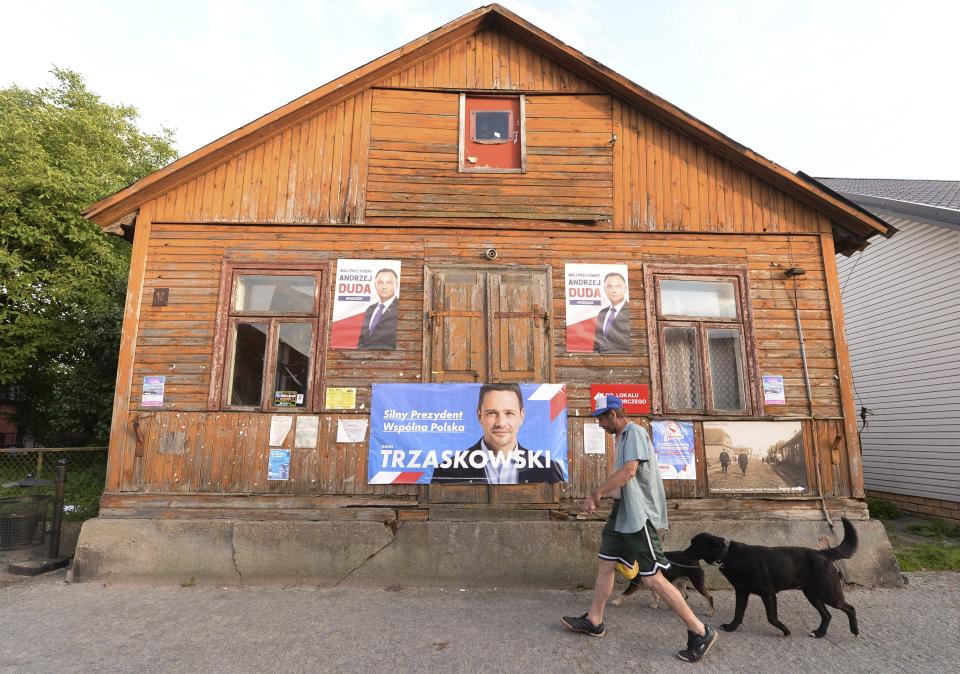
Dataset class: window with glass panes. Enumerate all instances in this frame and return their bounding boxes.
[645,267,757,415]
[210,265,327,411]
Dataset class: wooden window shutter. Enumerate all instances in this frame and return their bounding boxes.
[427,270,487,383]
[488,271,551,383]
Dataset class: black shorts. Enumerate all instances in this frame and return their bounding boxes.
[598,501,670,576]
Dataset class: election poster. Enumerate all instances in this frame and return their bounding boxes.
[704,421,807,494]
[564,263,631,353]
[330,259,401,350]
[368,383,568,485]
[652,420,696,480]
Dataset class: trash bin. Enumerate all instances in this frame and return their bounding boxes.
[0,495,49,549]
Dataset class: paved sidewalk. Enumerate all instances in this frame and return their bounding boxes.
[1,571,957,673]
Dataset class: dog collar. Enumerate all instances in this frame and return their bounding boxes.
[714,538,731,568]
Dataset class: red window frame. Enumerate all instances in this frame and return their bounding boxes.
[459,94,525,173]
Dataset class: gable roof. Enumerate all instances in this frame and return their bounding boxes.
[83,4,894,248]
[818,178,960,211]
[818,178,960,233]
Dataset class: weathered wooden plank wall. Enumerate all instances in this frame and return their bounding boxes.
[105,27,862,502]
[122,411,846,499]
[144,29,830,236]
[135,226,839,412]
[119,223,846,497]
[612,101,828,234]
[152,90,372,225]
[367,90,614,222]
[374,28,602,92]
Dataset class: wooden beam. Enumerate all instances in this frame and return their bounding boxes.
[104,202,153,491]
[819,231,864,498]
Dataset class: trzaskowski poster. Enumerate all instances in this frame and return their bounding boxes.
[368,383,568,485]
[330,259,401,350]
[564,263,631,353]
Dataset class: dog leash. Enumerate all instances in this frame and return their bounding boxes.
[666,560,704,569]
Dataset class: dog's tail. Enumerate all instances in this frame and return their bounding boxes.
[821,517,858,561]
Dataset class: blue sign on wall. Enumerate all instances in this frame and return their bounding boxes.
[368,383,568,485]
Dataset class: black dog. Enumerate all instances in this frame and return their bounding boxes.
[611,551,715,615]
[683,517,858,638]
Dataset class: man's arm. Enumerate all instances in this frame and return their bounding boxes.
[583,459,640,512]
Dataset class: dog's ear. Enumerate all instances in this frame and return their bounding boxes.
[722,537,730,548]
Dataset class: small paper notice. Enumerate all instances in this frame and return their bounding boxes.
[141,376,165,407]
[325,387,357,410]
[268,449,290,481]
[337,418,368,443]
[584,421,607,454]
[295,416,319,448]
[763,375,786,405]
[269,415,294,446]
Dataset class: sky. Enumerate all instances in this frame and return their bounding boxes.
[3,0,957,180]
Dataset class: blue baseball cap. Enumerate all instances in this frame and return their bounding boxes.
[591,394,624,417]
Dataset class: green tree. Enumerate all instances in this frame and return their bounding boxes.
[0,68,177,445]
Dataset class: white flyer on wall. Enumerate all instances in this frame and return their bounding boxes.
[269,415,294,446]
[295,416,319,448]
[583,421,607,454]
[337,418,368,443]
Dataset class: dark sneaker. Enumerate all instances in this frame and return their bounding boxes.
[677,625,717,662]
[561,613,606,637]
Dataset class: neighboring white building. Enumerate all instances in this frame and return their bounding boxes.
[820,179,960,522]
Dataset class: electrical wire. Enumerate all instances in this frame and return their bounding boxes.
[840,249,864,298]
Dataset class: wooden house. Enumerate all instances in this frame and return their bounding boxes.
[824,178,959,524]
[77,6,898,582]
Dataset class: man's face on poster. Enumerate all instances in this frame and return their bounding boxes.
[374,271,397,302]
[603,274,626,306]
[478,390,525,454]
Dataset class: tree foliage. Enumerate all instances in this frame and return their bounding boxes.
[0,68,177,445]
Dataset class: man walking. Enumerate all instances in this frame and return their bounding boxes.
[719,449,730,475]
[561,395,717,663]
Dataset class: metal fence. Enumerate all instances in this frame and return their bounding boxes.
[0,447,108,521]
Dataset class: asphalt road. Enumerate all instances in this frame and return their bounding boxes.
[1,571,957,673]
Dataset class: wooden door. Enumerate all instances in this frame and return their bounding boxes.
[424,266,556,506]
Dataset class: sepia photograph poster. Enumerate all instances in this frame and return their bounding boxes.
[704,421,807,494]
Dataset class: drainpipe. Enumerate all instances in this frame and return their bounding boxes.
[786,266,835,531]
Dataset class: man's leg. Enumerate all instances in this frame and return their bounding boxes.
[587,559,617,626]
[641,570,705,635]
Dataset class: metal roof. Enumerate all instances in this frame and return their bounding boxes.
[817,178,960,211]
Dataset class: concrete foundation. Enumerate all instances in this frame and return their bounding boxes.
[72,516,903,588]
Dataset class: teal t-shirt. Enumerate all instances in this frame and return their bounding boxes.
[614,422,668,533]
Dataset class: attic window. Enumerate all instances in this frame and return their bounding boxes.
[460,94,525,172]
[471,111,512,143]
